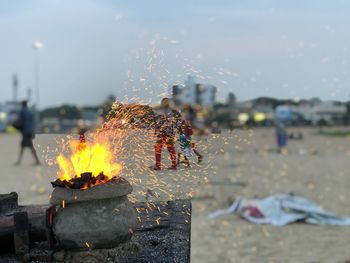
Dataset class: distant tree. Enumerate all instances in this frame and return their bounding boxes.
[252,97,279,108]
[40,105,81,120]
[213,102,227,110]
[310,97,322,106]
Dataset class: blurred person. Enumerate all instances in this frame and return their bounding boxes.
[77,127,88,151]
[178,134,193,167]
[154,97,172,115]
[175,112,204,166]
[14,101,40,165]
[187,105,196,125]
[160,97,171,112]
[275,121,288,154]
[152,113,177,170]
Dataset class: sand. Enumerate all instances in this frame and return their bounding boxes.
[1,128,350,262]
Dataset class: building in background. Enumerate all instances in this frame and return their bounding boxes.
[290,101,347,125]
[311,102,346,125]
[172,76,217,108]
[171,76,217,132]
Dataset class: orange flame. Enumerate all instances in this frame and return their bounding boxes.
[56,138,122,182]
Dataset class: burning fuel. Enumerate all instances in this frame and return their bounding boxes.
[51,171,116,189]
[53,138,122,189]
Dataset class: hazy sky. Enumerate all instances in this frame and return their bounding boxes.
[1,0,350,108]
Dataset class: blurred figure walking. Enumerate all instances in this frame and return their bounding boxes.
[176,115,203,166]
[152,113,177,170]
[14,101,40,165]
[275,121,288,154]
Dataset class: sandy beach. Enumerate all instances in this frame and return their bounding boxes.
[1,128,350,262]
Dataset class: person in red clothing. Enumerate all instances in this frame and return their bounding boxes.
[152,113,178,170]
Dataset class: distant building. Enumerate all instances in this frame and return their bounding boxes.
[289,103,314,123]
[312,101,347,124]
[289,101,347,125]
[172,76,217,108]
[227,92,236,109]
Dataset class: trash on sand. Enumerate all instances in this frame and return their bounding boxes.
[208,193,350,226]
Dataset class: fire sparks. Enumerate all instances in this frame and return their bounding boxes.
[48,96,212,198]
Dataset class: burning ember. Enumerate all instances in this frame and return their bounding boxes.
[52,137,122,190]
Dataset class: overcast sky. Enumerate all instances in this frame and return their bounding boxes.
[1,0,350,108]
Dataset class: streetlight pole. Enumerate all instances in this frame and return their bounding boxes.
[32,41,43,130]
